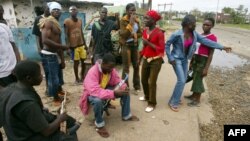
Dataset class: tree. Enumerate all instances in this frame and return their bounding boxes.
[190,8,202,20]
[235,5,247,24]
[190,8,201,17]
[202,12,216,19]
[222,7,235,14]
[222,5,248,24]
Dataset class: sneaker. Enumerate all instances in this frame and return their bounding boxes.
[145,106,154,113]
[139,96,146,101]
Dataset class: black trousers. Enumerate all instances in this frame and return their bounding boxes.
[28,113,78,141]
[0,74,16,87]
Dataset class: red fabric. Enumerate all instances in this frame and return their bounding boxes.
[146,10,162,22]
[198,34,217,56]
[140,27,165,57]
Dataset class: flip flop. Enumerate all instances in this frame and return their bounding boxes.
[95,127,110,138]
[168,104,179,112]
[122,115,139,121]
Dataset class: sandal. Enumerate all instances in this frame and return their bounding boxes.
[122,115,139,121]
[95,127,110,138]
[168,104,179,112]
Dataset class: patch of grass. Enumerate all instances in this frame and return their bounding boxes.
[221,24,250,30]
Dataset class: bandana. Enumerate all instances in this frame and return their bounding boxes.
[47,2,61,13]
[146,10,161,22]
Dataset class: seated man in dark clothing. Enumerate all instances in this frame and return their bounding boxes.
[0,60,79,141]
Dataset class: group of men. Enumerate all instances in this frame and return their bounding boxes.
[0,1,140,140]
[32,2,122,105]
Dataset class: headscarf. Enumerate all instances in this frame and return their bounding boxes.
[47,2,61,13]
[146,10,162,22]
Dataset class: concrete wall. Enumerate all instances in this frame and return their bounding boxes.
[60,3,102,24]
[12,0,40,28]
[0,0,104,60]
[1,0,17,28]
[1,0,103,28]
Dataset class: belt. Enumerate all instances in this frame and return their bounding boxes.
[41,50,56,55]
[143,56,161,63]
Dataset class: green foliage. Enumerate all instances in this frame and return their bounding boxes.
[203,12,216,19]
[222,5,248,24]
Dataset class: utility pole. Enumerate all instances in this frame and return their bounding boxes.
[142,0,144,9]
[158,3,173,22]
[215,0,220,24]
[148,0,152,10]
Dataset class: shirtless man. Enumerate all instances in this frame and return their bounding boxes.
[64,6,87,84]
[40,2,69,105]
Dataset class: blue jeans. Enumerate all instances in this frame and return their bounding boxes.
[88,94,131,128]
[41,54,60,98]
[168,58,188,106]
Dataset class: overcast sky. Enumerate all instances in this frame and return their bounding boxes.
[87,0,250,13]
